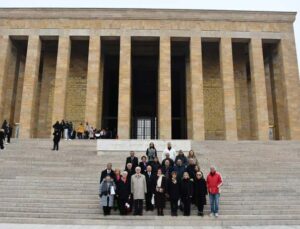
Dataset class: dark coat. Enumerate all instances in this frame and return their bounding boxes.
[167,178,181,200]
[175,155,188,166]
[154,176,167,208]
[173,165,186,180]
[125,168,135,184]
[125,156,139,170]
[162,158,174,167]
[162,166,174,180]
[53,130,61,142]
[116,179,131,200]
[194,178,207,206]
[100,169,116,183]
[0,131,4,141]
[181,179,194,200]
[139,161,148,174]
[145,172,156,194]
[186,165,196,181]
[149,161,161,174]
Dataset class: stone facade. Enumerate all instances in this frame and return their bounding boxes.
[0,8,299,140]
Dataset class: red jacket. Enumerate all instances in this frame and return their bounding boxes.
[206,172,223,194]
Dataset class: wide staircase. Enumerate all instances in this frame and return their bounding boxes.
[0,139,299,226]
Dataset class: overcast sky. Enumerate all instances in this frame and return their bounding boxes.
[1,0,300,68]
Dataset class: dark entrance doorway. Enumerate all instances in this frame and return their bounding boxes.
[171,39,188,139]
[131,38,159,139]
[101,38,120,132]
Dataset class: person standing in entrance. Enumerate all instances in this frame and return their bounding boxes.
[131,166,147,216]
[206,166,223,217]
[162,142,176,161]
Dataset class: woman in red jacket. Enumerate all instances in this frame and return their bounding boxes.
[206,166,223,217]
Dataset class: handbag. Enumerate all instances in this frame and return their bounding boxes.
[151,194,155,205]
[110,185,115,195]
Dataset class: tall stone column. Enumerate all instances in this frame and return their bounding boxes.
[19,36,41,138]
[188,37,205,140]
[159,36,172,139]
[85,36,102,129]
[220,37,238,140]
[51,36,71,128]
[0,36,11,122]
[278,38,300,140]
[249,38,269,140]
[117,36,131,139]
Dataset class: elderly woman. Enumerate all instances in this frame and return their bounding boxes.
[194,171,207,216]
[99,175,116,216]
[116,171,131,215]
[146,142,157,164]
[187,150,199,166]
[154,168,167,216]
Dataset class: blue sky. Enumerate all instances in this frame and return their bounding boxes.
[0,0,299,69]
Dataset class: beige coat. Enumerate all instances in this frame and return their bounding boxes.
[131,173,147,200]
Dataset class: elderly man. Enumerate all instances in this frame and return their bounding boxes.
[162,142,176,161]
[206,166,223,217]
[125,151,139,170]
[131,166,147,215]
[100,163,116,183]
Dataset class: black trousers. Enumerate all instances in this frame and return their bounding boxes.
[118,198,127,215]
[7,134,11,143]
[197,204,204,213]
[53,141,59,150]
[145,192,153,210]
[133,199,143,215]
[0,140,4,149]
[103,206,111,215]
[182,198,191,216]
[170,198,179,215]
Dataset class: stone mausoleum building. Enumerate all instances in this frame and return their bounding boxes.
[0,8,299,141]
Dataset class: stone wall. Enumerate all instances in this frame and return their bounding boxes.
[65,41,88,130]
[202,42,225,140]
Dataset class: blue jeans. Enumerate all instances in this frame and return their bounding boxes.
[209,193,220,214]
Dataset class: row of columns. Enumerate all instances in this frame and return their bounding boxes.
[0,35,299,140]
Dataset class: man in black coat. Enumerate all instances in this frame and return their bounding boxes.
[52,128,61,151]
[100,163,116,183]
[125,151,139,170]
[145,165,156,211]
[0,129,5,150]
[6,123,13,144]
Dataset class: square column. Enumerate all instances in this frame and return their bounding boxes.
[117,36,131,139]
[188,37,205,140]
[0,36,11,122]
[159,36,172,139]
[51,36,71,126]
[85,36,102,128]
[278,38,300,140]
[19,36,41,138]
[220,37,238,140]
[249,38,269,140]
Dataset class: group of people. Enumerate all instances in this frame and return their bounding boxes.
[0,120,13,150]
[52,120,117,150]
[99,142,223,217]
